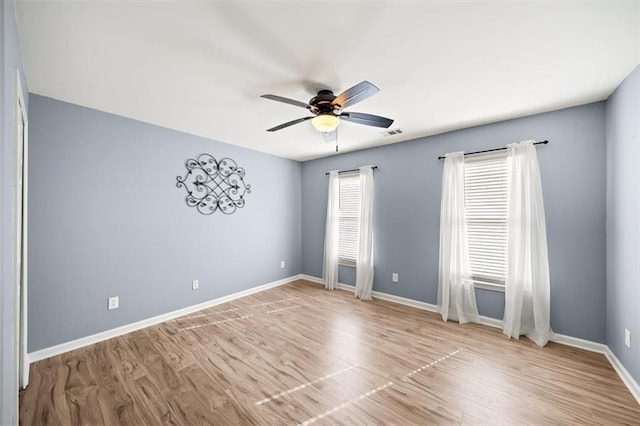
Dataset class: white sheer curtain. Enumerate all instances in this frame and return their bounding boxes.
[438,152,480,324]
[503,141,551,346]
[322,171,339,290]
[355,166,375,300]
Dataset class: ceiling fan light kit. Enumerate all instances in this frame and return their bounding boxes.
[311,114,340,132]
[261,81,394,142]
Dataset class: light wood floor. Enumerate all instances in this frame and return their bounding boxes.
[20,280,640,425]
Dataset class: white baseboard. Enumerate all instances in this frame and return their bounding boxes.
[479,315,503,329]
[550,333,607,354]
[29,273,639,406]
[299,274,639,404]
[303,274,502,327]
[344,282,442,313]
[28,274,301,363]
[300,274,441,313]
[605,347,640,404]
[300,274,324,285]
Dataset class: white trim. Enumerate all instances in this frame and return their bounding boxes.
[29,273,640,406]
[300,274,640,404]
[300,274,324,285]
[20,74,29,390]
[14,69,29,391]
[339,282,440,312]
[303,274,503,326]
[550,332,607,354]
[342,282,504,330]
[604,347,640,404]
[479,315,503,329]
[28,275,301,362]
[302,275,440,313]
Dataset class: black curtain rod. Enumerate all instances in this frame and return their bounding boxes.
[325,166,378,175]
[437,140,549,160]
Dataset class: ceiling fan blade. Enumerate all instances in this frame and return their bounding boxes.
[322,129,337,143]
[266,116,313,132]
[261,94,310,109]
[340,112,394,128]
[332,81,379,109]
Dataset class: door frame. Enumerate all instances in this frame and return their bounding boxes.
[13,68,29,391]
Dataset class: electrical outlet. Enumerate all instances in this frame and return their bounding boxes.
[280,260,286,268]
[392,273,399,283]
[625,329,631,348]
[192,280,199,290]
[108,296,119,310]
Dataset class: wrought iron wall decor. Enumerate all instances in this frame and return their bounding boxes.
[176,154,252,215]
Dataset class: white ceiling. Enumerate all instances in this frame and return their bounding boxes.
[16,1,640,161]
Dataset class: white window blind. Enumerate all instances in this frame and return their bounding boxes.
[338,173,360,266]
[464,152,508,288]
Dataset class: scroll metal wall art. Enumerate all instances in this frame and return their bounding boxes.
[176,154,252,215]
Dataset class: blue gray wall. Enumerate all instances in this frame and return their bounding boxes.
[301,103,607,343]
[27,95,301,352]
[1,0,29,423]
[606,64,640,384]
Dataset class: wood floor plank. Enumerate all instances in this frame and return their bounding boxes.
[124,332,185,391]
[145,325,196,373]
[128,375,182,425]
[178,363,256,424]
[20,280,640,425]
[125,331,215,425]
[59,350,104,425]
[85,342,146,425]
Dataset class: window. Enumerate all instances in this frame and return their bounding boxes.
[338,173,360,266]
[464,152,508,291]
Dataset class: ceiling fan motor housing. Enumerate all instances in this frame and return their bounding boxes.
[309,90,340,115]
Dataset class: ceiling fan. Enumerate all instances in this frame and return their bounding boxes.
[260,81,394,144]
